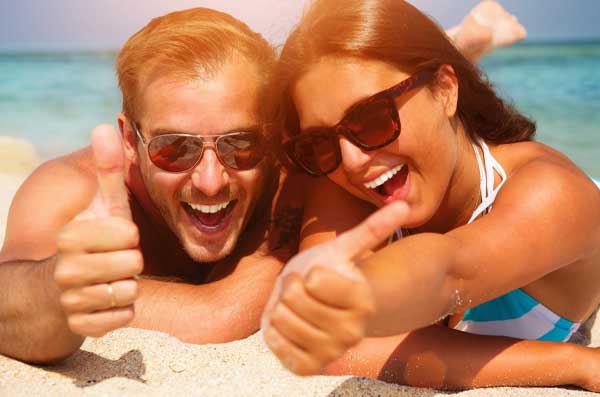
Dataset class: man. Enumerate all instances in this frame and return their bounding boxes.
[0,4,526,364]
[0,8,295,363]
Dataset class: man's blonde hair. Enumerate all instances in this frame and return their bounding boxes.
[116,7,276,123]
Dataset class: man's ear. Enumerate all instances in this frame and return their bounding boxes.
[118,112,139,164]
[432,64,459,118]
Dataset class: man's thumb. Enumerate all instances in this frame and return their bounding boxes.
[91,124,132,220]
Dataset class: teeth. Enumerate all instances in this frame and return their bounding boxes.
[364,164,404,190]
[188,201,231,214]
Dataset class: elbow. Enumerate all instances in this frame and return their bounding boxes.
[2,329,85,365]
[2,342,82,365]
[22,351,76,366]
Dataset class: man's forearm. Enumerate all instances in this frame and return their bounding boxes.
[131,279,264,343]
[0,257,84,363]
[131,255,282,344]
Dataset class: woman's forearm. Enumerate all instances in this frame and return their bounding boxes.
[325,325,596,391]
[360,233,463,336]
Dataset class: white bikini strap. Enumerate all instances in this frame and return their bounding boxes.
[389,228,403,243]
[468,141,507,224]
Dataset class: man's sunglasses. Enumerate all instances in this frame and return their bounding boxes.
[283,71,434,177]
[132,123,266,172]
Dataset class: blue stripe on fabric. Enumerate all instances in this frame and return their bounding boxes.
[538,317,575,342]
[461,289,539,322]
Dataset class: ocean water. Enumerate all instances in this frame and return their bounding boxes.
[0,52,120,159]
[1,42,599,176]
[481,41,600,178]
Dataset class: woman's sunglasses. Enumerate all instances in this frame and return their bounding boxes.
[132,123,266,173]
[283,71,434,177]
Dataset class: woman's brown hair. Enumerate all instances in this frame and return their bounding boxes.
[269,0,535,158]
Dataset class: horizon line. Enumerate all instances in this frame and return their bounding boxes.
[1,37,600,55]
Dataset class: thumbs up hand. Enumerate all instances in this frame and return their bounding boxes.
[261,201,410,375]
[53,125,143,337]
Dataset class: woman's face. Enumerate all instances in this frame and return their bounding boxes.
[292,57,460,228]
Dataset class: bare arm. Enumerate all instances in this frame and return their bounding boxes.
[0,256,85,363]
[325,325,599,391]
[0,126,143,363]
[0,159,94,363]
[299,162,600,337]
[131,251,283,344]
[361,161,600,336]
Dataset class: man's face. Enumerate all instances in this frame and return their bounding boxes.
[133,61,268,262]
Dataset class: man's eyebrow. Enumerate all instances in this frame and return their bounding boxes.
[148,124,262,137]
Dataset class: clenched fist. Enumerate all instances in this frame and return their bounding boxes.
[54,125,143,337]
[262,201,409,375]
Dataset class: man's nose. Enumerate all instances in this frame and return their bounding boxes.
[191,148,229,197]
[338,136,372,175]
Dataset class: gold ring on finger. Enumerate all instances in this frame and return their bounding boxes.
[107,283,117,308]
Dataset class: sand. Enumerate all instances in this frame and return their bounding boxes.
[1,327,598,397]
[0,137,598,396]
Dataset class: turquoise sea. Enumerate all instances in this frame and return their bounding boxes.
[1,42,599,177]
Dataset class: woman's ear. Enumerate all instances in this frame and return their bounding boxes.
[432,64,459,118]
[118,112,140,165]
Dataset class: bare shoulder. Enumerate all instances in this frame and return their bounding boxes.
[496,140,598,198]
[18,146,97,209]
[494,140,590,175]
[0,147,98,261]
[493,141,600,240]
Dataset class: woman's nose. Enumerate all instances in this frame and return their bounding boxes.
[338,136,372,175]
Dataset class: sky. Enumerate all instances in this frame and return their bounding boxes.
[0,0,599,51]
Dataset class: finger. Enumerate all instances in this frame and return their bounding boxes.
[304,266,374,312]
[67,305,135,338]
[269,301,342,363]
[280,273,367,346]
[92,124,132,220]
[263,323,323,376]
[278,273,345,329]
[334,201,409,260]
[54,249,143,288]
[56,217,139,253]
[60,279,138,313]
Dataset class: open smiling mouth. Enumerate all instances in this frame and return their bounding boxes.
[182,200,238,234]
[363,164,409,200]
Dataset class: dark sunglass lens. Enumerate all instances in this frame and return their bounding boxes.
[148,135,203,172]
[217,133,264,170]
[292,133,339,175]
[343,98,399,148]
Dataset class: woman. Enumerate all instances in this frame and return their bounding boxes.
[262,0,600,390]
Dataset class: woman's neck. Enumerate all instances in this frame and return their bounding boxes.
[415,125,484,234]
